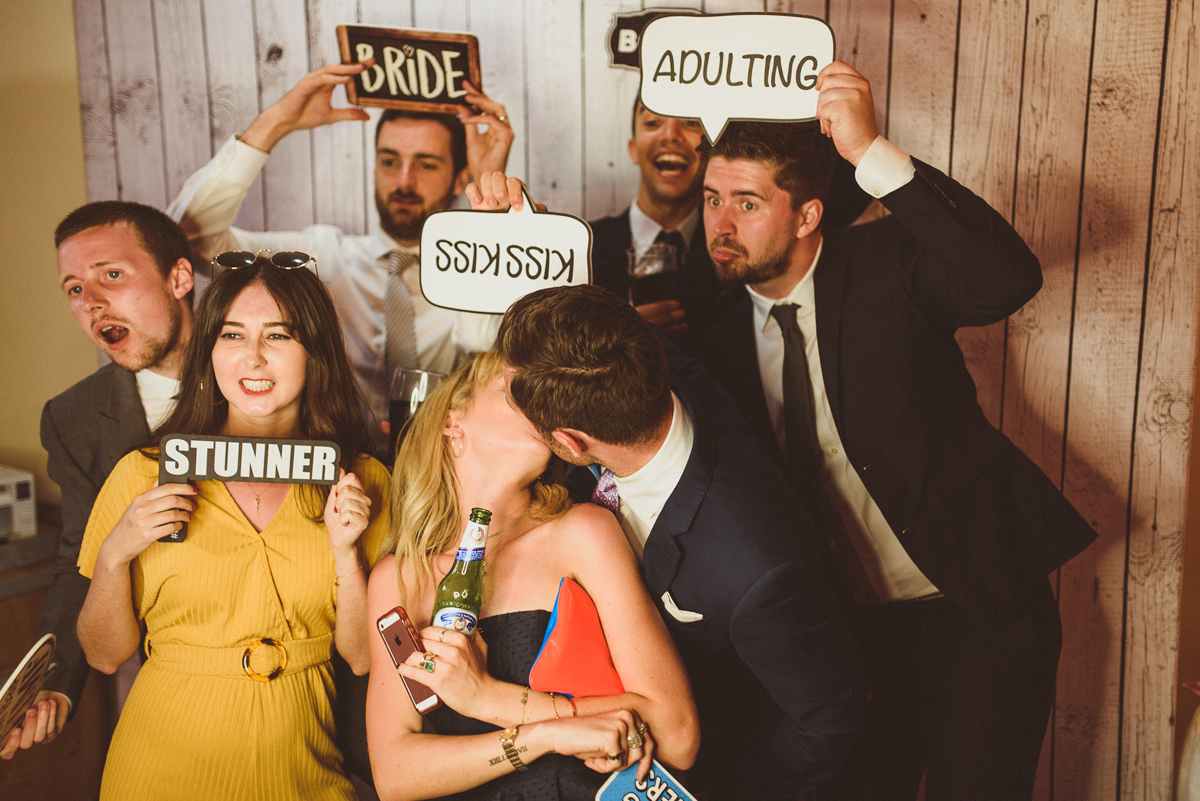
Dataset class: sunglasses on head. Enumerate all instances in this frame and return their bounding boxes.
[212,249,318,279]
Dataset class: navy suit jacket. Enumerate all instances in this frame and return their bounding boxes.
[695,160,1096,621]
[39,362,150,711]
[641,336,864,799]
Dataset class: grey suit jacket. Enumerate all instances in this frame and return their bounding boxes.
[39,362,149,712]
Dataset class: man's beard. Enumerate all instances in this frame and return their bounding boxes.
[708,234,790,286]
[107,295,183,373]
[375,187,456,243]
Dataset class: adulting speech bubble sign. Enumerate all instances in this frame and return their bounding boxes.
[639,13,835,142]
[419,189,592,315]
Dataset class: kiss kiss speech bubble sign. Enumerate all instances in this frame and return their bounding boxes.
[639,13,836,142]
[419,189,592,315]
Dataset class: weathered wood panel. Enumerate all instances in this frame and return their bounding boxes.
[1121,0,1197,791]
[949,0,1026,430]
[202,0,265,230]
[104,0,168,206]
[73,0,118,201]
[826,0,891,133]
[887,0,958,172]
[306,0,367,235]
[253,0,314,231]
[153,0,211,202]
[468,0,529,186]
[524,1,585,215]
[358,0,413,237]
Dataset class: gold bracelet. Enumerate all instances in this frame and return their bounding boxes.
[548,691,561,719]
[519,686,530,726]
[499,726,528,771]
[334,564,363,587]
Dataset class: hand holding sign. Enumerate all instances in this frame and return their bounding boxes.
[421,174,591,315]
[639,13,835,142]
[816,61,881,166]
[95,480,197,567]
[325,469,372,555]
[458,81,515,180]
[241,62,372,153]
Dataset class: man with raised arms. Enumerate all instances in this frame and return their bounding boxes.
[169,61,515,453]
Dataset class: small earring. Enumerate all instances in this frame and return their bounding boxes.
[451,432,464,458]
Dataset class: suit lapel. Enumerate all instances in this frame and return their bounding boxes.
[102,365,152,445]
[641,388,711,597]
[814,231,850,430]
[707,293,782,466]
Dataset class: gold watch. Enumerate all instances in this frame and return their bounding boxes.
[499,726,528,771]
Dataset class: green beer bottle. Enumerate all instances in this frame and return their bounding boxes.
[430,508,492,637]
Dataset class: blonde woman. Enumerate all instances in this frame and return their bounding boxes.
[366,351,698,800]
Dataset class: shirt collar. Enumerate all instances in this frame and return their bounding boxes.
[628,200,701,255]
[747,238,823,333]
[370,228,418,260]
[612,393,694,518]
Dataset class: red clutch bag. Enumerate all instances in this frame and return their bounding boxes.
[528,577,625,698]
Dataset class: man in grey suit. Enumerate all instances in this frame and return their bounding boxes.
[2,201,194,758]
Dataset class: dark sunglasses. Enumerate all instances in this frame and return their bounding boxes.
[212,249,318,280]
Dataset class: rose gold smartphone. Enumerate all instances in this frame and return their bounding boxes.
[377,606,441,714]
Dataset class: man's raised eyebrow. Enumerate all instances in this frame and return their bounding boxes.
[702,184,766,199]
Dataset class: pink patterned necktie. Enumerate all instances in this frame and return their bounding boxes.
[591,468,620,515]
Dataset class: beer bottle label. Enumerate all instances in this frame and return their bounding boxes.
[431,607,479,636]
[454,522,488,561]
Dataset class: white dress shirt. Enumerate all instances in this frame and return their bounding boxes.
[135,369,181,431]
[744,136,937,603]
[608,393,694,561]
[628,199,700,260]
[168,135,501,434]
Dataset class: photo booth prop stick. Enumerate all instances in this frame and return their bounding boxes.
[337,25,482,113]
[419,187,592,315]
[607,8,701,71]
[0,634,57,740]
[595,759,698,801]
[639,13,835,142]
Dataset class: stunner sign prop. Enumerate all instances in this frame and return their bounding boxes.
[337,25,482,113]
[639,13,835,141]
[419,188,592,315]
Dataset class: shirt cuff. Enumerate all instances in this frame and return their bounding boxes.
[224,135,271,186]
[854,136,916,199]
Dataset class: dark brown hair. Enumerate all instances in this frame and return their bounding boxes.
[700,120,837,210]
[55,200,195,302]
[376,109,468,177]
[144,262,370,516]
[495,285,672,446]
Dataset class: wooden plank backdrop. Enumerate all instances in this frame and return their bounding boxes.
[68,0,1200,796]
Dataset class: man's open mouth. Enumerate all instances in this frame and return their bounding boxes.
[653,153,691,175]
[97,324,129,345]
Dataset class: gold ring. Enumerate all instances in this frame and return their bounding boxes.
[498,114,508,123]
[242,637,288,682]
[438,629,446,643]
[627,730,644,750]
[638,722,648,734]
[424,650,435,662]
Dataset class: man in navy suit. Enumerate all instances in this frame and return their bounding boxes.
[691,62,1096,799]
[494,283,865,800]
[588,99,728,344]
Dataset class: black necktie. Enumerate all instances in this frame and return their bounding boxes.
[769,303,824,514]
[654,229,686,269]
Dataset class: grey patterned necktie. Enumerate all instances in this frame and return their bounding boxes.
[384,250,419,380]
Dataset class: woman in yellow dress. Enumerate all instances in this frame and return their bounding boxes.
[76,255,389,800]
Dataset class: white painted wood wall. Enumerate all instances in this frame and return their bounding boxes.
[70,0,1200,797]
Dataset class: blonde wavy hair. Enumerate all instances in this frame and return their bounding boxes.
[386,351,572,606]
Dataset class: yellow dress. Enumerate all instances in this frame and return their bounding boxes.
[78,450,391,801]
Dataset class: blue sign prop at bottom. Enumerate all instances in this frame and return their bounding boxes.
[595,760,697,801]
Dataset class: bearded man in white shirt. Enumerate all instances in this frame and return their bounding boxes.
[169,62,515,453]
